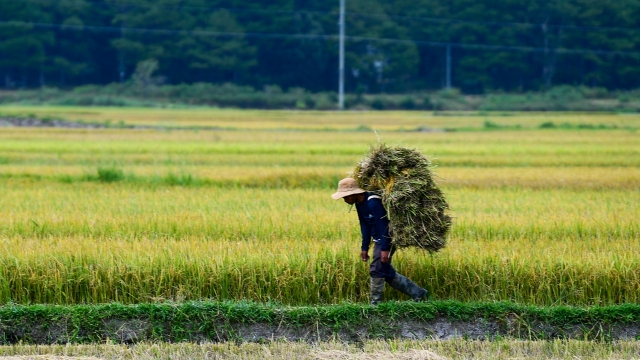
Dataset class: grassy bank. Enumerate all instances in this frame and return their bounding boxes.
[1,301,640,344]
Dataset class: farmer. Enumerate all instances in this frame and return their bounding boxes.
[332,177,428,305]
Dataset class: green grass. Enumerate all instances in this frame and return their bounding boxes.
[1,301,640,344]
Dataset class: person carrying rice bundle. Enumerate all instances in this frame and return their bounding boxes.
[333,143,451,305]
[332,177,428,305]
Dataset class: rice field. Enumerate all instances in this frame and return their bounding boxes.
[1,106,640,130]
[0,108,639,307]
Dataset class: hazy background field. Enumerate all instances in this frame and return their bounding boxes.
[1,108,638,306]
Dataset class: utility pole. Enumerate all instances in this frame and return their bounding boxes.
[446,44,451,89]
[541,20,560,89]
[338,0,345,110]
[119,23,125,83]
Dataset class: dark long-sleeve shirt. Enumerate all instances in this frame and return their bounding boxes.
[355,192,391,251]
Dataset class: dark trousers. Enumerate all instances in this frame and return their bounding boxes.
[370,242,397,283]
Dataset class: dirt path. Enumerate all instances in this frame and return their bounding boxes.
[0,117,108,128]
[0,352,449,360]
[313,350,449,359]
[0,357,102,360]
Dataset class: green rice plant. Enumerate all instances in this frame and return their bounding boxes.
[2,129,638,170]
[96,166,124,182]
[163,172,195,186]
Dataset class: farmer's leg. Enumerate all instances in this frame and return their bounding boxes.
[369,242,397,305]
[370,243,428,301]
[386,265,428,301]
[370,242,397,281]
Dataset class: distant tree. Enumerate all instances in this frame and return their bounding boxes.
[0,1,53,88]
[1,0,639,91]
[111,2,256,84]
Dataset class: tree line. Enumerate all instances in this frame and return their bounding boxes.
[1,0,640,93]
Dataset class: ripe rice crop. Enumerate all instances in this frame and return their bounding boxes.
[354,143,451,252]
[1,106,639,130]
[0,108,638,306]
[0,185,637,305]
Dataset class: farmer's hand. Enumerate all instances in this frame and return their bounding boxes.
[381,251,390,263]
[360,251,370,262]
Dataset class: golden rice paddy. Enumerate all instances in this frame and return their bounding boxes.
[0,108,638,306]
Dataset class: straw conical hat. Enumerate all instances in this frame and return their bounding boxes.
[331,178,365,200]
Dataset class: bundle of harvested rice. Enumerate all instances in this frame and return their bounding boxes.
[353,143,451,253]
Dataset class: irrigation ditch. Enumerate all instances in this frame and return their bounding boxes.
[1,301,639,345]
[0,117,151,130]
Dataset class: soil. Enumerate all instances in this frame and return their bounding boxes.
[2,315,639,345]
[0,118,109,129]
[0,357,101,360]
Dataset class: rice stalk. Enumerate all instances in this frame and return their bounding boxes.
[353,143,452,253]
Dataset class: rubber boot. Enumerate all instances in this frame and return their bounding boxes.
[387,273,428,301]
[370,277,385,305]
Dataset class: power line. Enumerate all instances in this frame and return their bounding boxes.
[0,20,336,41]
[8,0,640,34]
[351,35,640,56]
[2,20,639,57]
[347,12,640,34]
[6,0,336,17]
